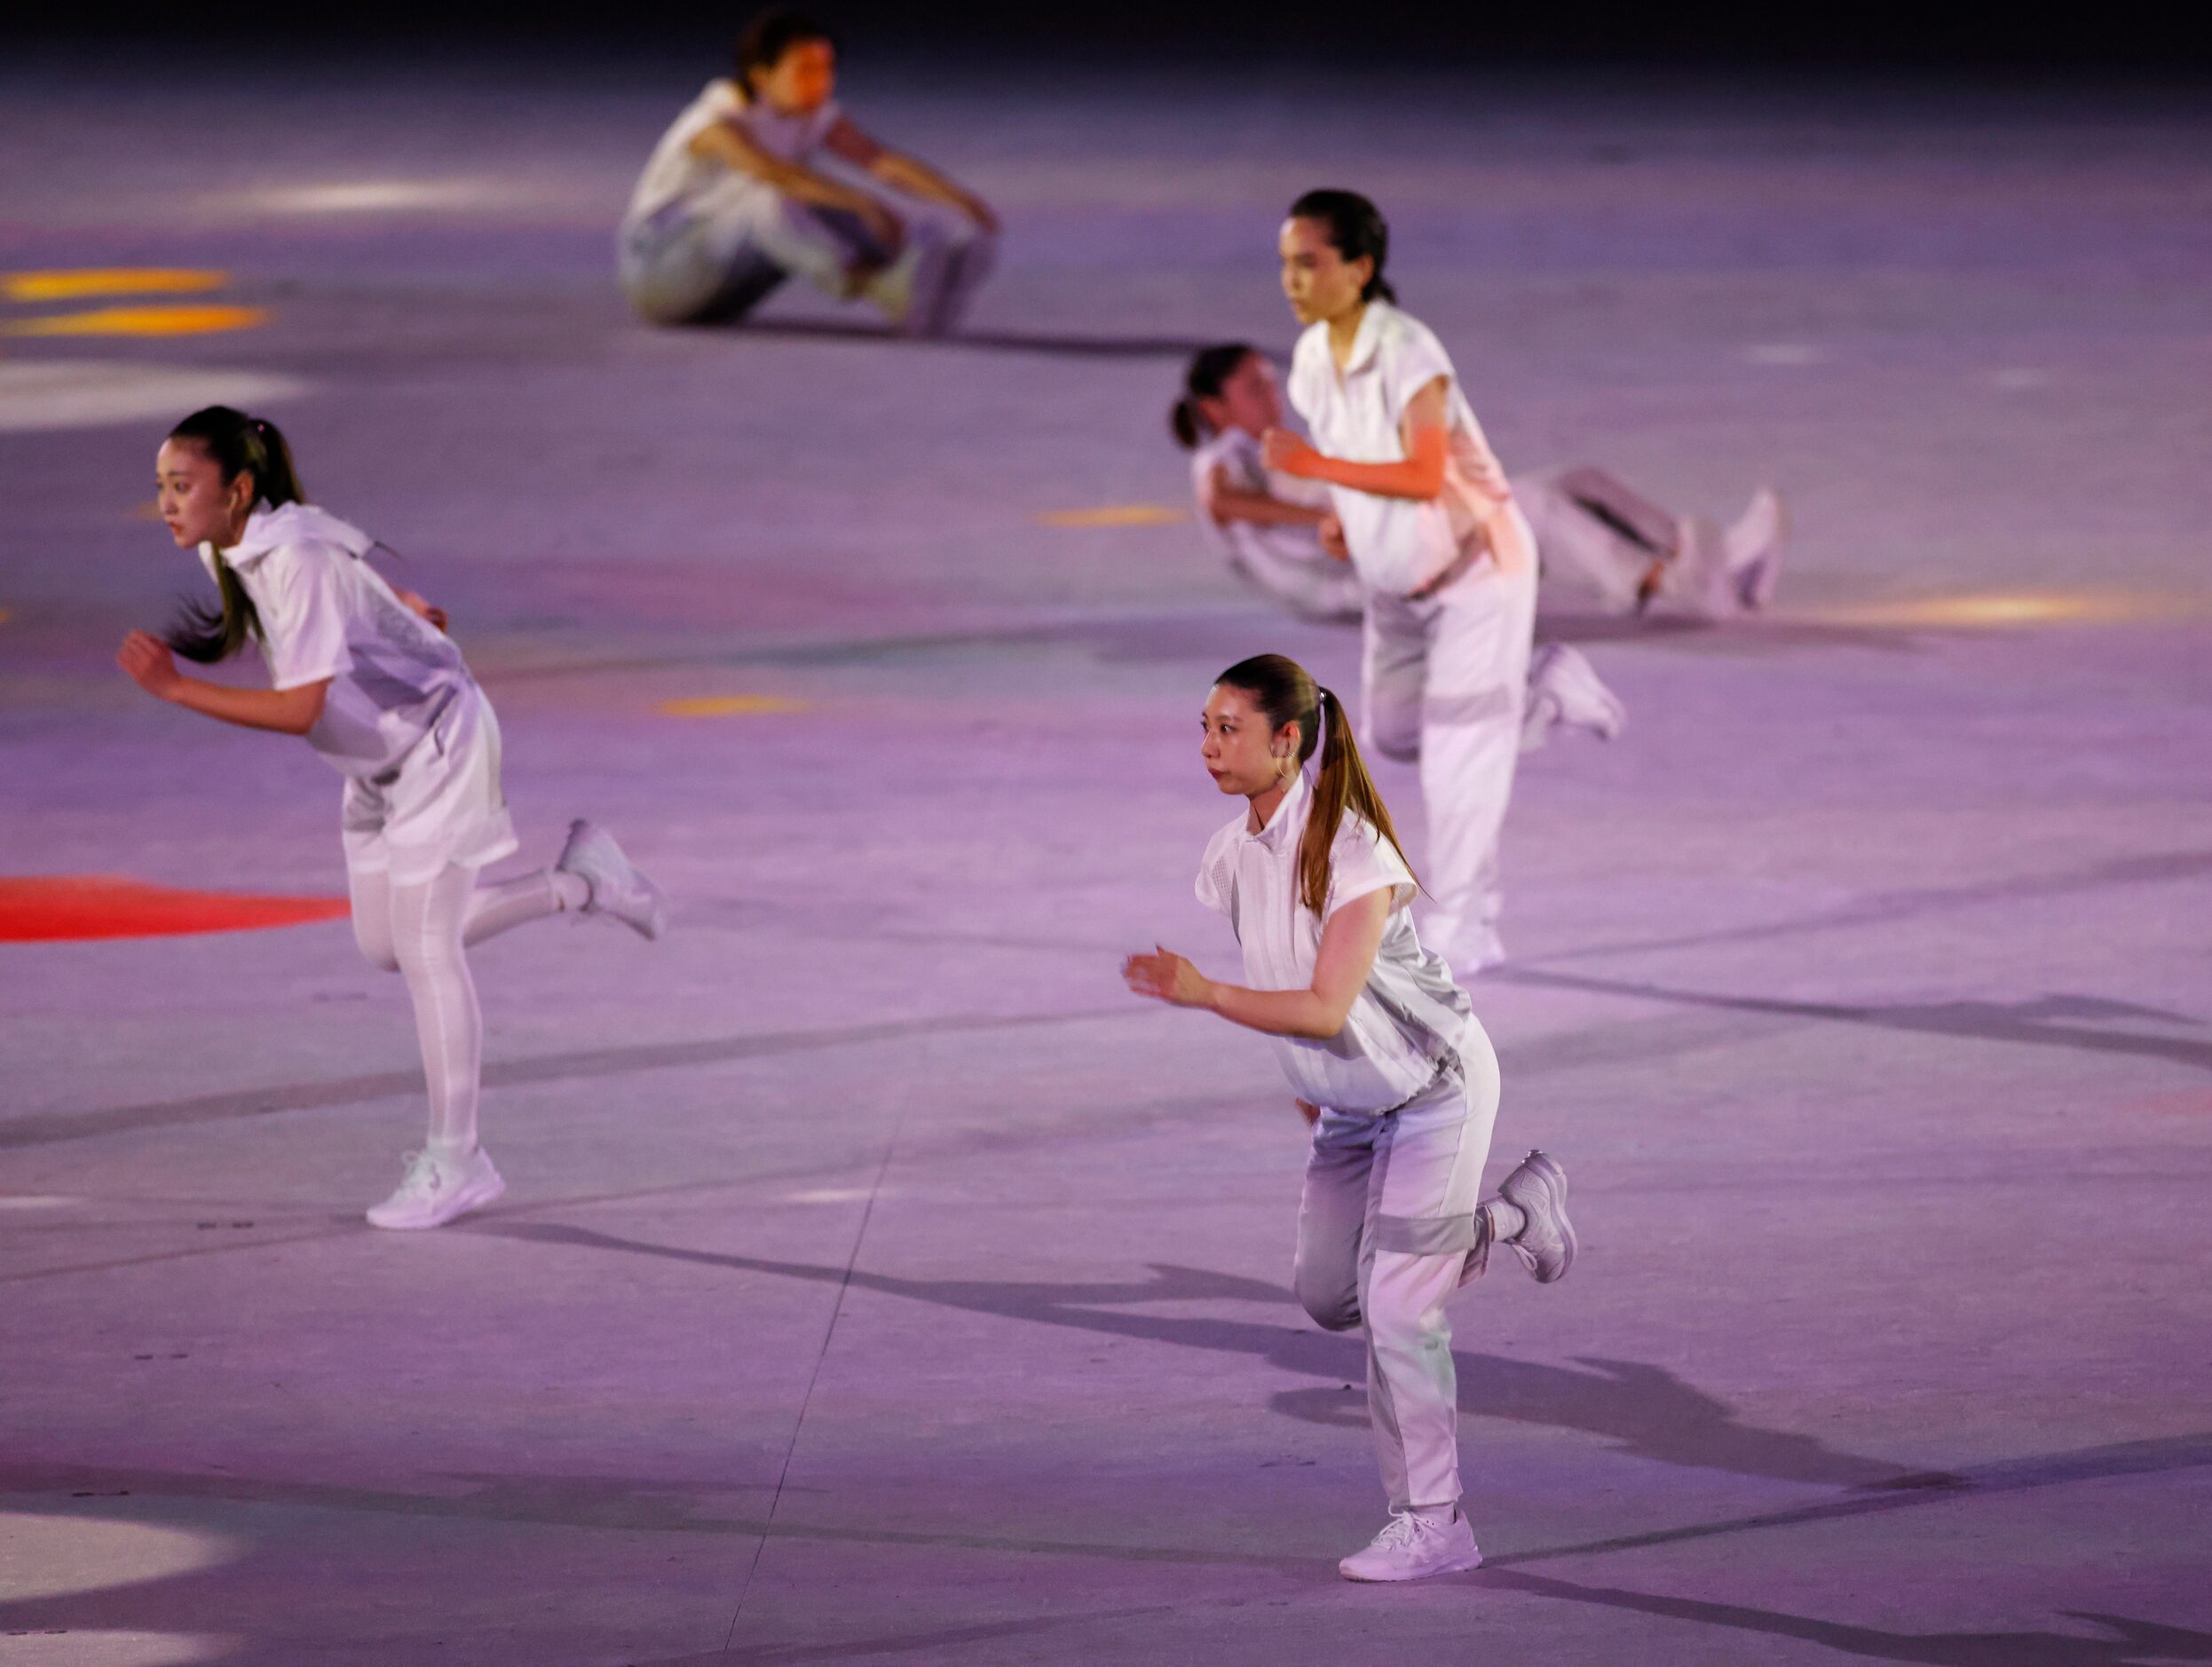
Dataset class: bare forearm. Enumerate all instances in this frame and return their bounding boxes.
[1309,454,1446,502]
[1210,487,1329,530]
[166,676,325,735]
[869,151,968,209]
[1206,979,1347,1039]
[762,158,881,217]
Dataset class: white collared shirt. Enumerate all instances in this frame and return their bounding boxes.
[623,78,844,231]
[205,502,476,778]
[1287,299,1529,596]
[1196,769,1477,1113]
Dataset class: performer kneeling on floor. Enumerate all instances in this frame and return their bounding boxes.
[619,6,999,335]
[118,407,668,1231]
[1123,652,1575,1584]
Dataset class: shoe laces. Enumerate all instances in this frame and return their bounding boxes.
[1373,1510,1438,1552]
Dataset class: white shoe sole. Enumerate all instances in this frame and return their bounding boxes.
[366,1169,505,1231]
[1339,1546,1484,1583]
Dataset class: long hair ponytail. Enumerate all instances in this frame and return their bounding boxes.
[162,407,307,663]
[1215,653,1416,915]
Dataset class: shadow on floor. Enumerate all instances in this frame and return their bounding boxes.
[1497,970,2212,1075]
[1483,1574,2212,1667]
[1524,849,2212,970]
[731,316,1229,359]
[0,1004,1134,1151]
[483,1227,1921,1489]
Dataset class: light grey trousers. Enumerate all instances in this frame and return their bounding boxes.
[1293,1039,1501,1511]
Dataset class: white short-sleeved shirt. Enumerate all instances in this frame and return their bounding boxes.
[206,503,478,780]
[623,78,843,231]
[1189,427,1362,619]
[1196,768,1476,1113]
[1287,300,1532,597]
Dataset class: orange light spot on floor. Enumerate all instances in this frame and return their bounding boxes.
[2,304,268,338]
[659,694,813,718]
[3,268,227,303]
[1033,503,1188,528]
[0,877,349,942]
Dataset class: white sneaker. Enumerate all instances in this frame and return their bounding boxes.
[366,1148,505,1230]
[1497,1149,1576,1284]
[861,227,954,337]
[1519,685,1562,754]
[1449,925,1508,981]
[557,819,667,940]
[1339,1509,1483,1583]
[1724,487,1788,612]
[1527,643,1626,741]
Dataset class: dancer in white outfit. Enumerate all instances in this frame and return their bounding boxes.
[1263,191,1544,975]
[1170,341,1633,750]
[619,7,999,334]
[1123,653,1576,1583]
[117,407,668,1230]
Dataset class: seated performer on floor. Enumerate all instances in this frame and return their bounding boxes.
[619,6,999,335]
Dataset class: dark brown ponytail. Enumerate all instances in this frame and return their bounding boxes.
[1169,341,1259,450]
[1215,653,1416,915]
[161,407,308,663]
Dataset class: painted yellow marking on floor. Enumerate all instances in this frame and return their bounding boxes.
[3,269,226,303]
[659,695,813,718]
[1033,503,1188,528]
[2,304,267,338]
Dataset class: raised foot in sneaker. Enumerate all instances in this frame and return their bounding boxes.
[1338,1509,1483,1583]
[1497,1149,1576,1283]
[366,1148,505,1230]
[557,819,668,940]
[1527,642,1626,742]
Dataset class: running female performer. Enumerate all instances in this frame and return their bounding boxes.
[1169,341,1630,750]
[117,407,666,1230]
[619,6,999,334]
[1123,653,1574,1583]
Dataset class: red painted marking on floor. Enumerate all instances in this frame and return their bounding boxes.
[0,877,350,942]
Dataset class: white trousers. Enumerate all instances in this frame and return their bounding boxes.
[1361,553,1538,967]
[1294,1040,1501,1511]
[619,186,996,332]
[347,864,577,1157]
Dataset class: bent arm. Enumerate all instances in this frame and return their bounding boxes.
[1124,889,1391,1040]
[689,120,884,219]
[1205,890,1391,1038]
[1310,379,1450,501]
[1265,379,1458,502]
[169,675,330,736]
[1205,467,1330,531]
[830,118,996,226]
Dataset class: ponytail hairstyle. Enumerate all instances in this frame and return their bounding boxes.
[1287,188,1395,304]
[162,406,307,664]
[1215,653,1416,915]
[735,6,837,90]
[1169,341,1258,449]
